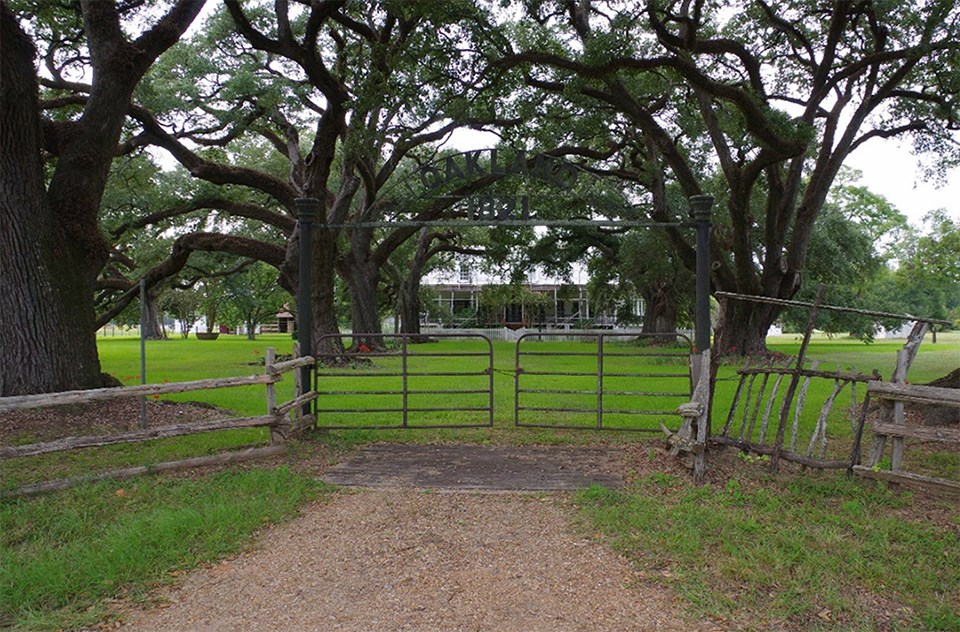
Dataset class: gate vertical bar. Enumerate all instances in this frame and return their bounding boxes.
[139,278,147,429]
[487,339,495,426]
[296,198,318,418]
[596,334,604,429]
[401,334,409,428]
[514,340,522,426]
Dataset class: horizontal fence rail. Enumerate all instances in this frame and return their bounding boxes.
[0,374,278,414]
[514,332,693,431]
[313,333,494,430]
[0,416,277,460]
[9,446,287,497]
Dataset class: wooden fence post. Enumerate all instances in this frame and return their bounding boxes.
[691,350,711,484]
[265,347,281,445]
[866,321,927,469]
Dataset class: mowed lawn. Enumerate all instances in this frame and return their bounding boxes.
[2,332,958,630]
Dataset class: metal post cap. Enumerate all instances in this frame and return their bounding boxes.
[689,194,715,221]
[295,197,320,221]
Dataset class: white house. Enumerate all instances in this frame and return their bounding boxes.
[421,261,643,329]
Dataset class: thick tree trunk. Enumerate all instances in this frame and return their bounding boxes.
[1,3,202,395]
[397,228,433,339]
[713,296,780,355]
[0,11,105,395]
[397,280,422,337]
[640,284,678,342]
[141,287,165,340]
[344,261,384,349]
[301,228,344,361]
[333,226,383,350]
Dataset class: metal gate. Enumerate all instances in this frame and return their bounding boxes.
[313,333,494,430]
[514,332,693,431]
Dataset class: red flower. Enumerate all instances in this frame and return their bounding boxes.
[358,344,371,353]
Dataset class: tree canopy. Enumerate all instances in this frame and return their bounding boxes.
[495,0,960,352]
[2,0,958,395]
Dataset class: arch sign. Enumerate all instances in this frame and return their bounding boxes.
[414,149,579,223]
[366,147,656,229]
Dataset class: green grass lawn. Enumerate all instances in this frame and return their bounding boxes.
[97,333,301,416]
[1,331,957,630]
[1,468,332,630]
[767,331,960,384]
[577,472,960,630]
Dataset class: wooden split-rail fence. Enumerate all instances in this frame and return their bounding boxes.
[0,348,317,498]
[671,320,959,498]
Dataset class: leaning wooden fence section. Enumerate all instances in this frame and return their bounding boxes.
[0,347,317,497]
[711,358,880,470]
[669,307,958,498]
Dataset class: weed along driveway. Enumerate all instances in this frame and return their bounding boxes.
[120,445,718,631]
[121,488,714,632]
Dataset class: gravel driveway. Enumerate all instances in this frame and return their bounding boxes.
[121,488,718,631]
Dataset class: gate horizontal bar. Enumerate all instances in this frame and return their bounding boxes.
[601,408,678,415]
[518,351,603,357]
[318,389,490,396]
[518,371,689,378]
[317,408,405,414]
[518,388,597,395]
[515,422,665,432]
[405,406,491,413]
[520,371,599,377]
[315,332,494,429]
[603,372,690,378]
[595,352,690,358]
[404,352,492,358]
[517,351,689,358]
[515,330,694,431]
[318,406,492,413]
[318,351,493,358]
[408,389,490,395]
[312,423,495,431]
[517,388,688,397]
[319,370,489,377]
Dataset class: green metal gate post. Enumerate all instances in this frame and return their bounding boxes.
[690,194,714,358]
[296,198,318,417]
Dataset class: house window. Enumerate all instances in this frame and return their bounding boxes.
[458,265,471,284]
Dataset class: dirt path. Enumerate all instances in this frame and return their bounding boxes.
[121,488,718,631]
